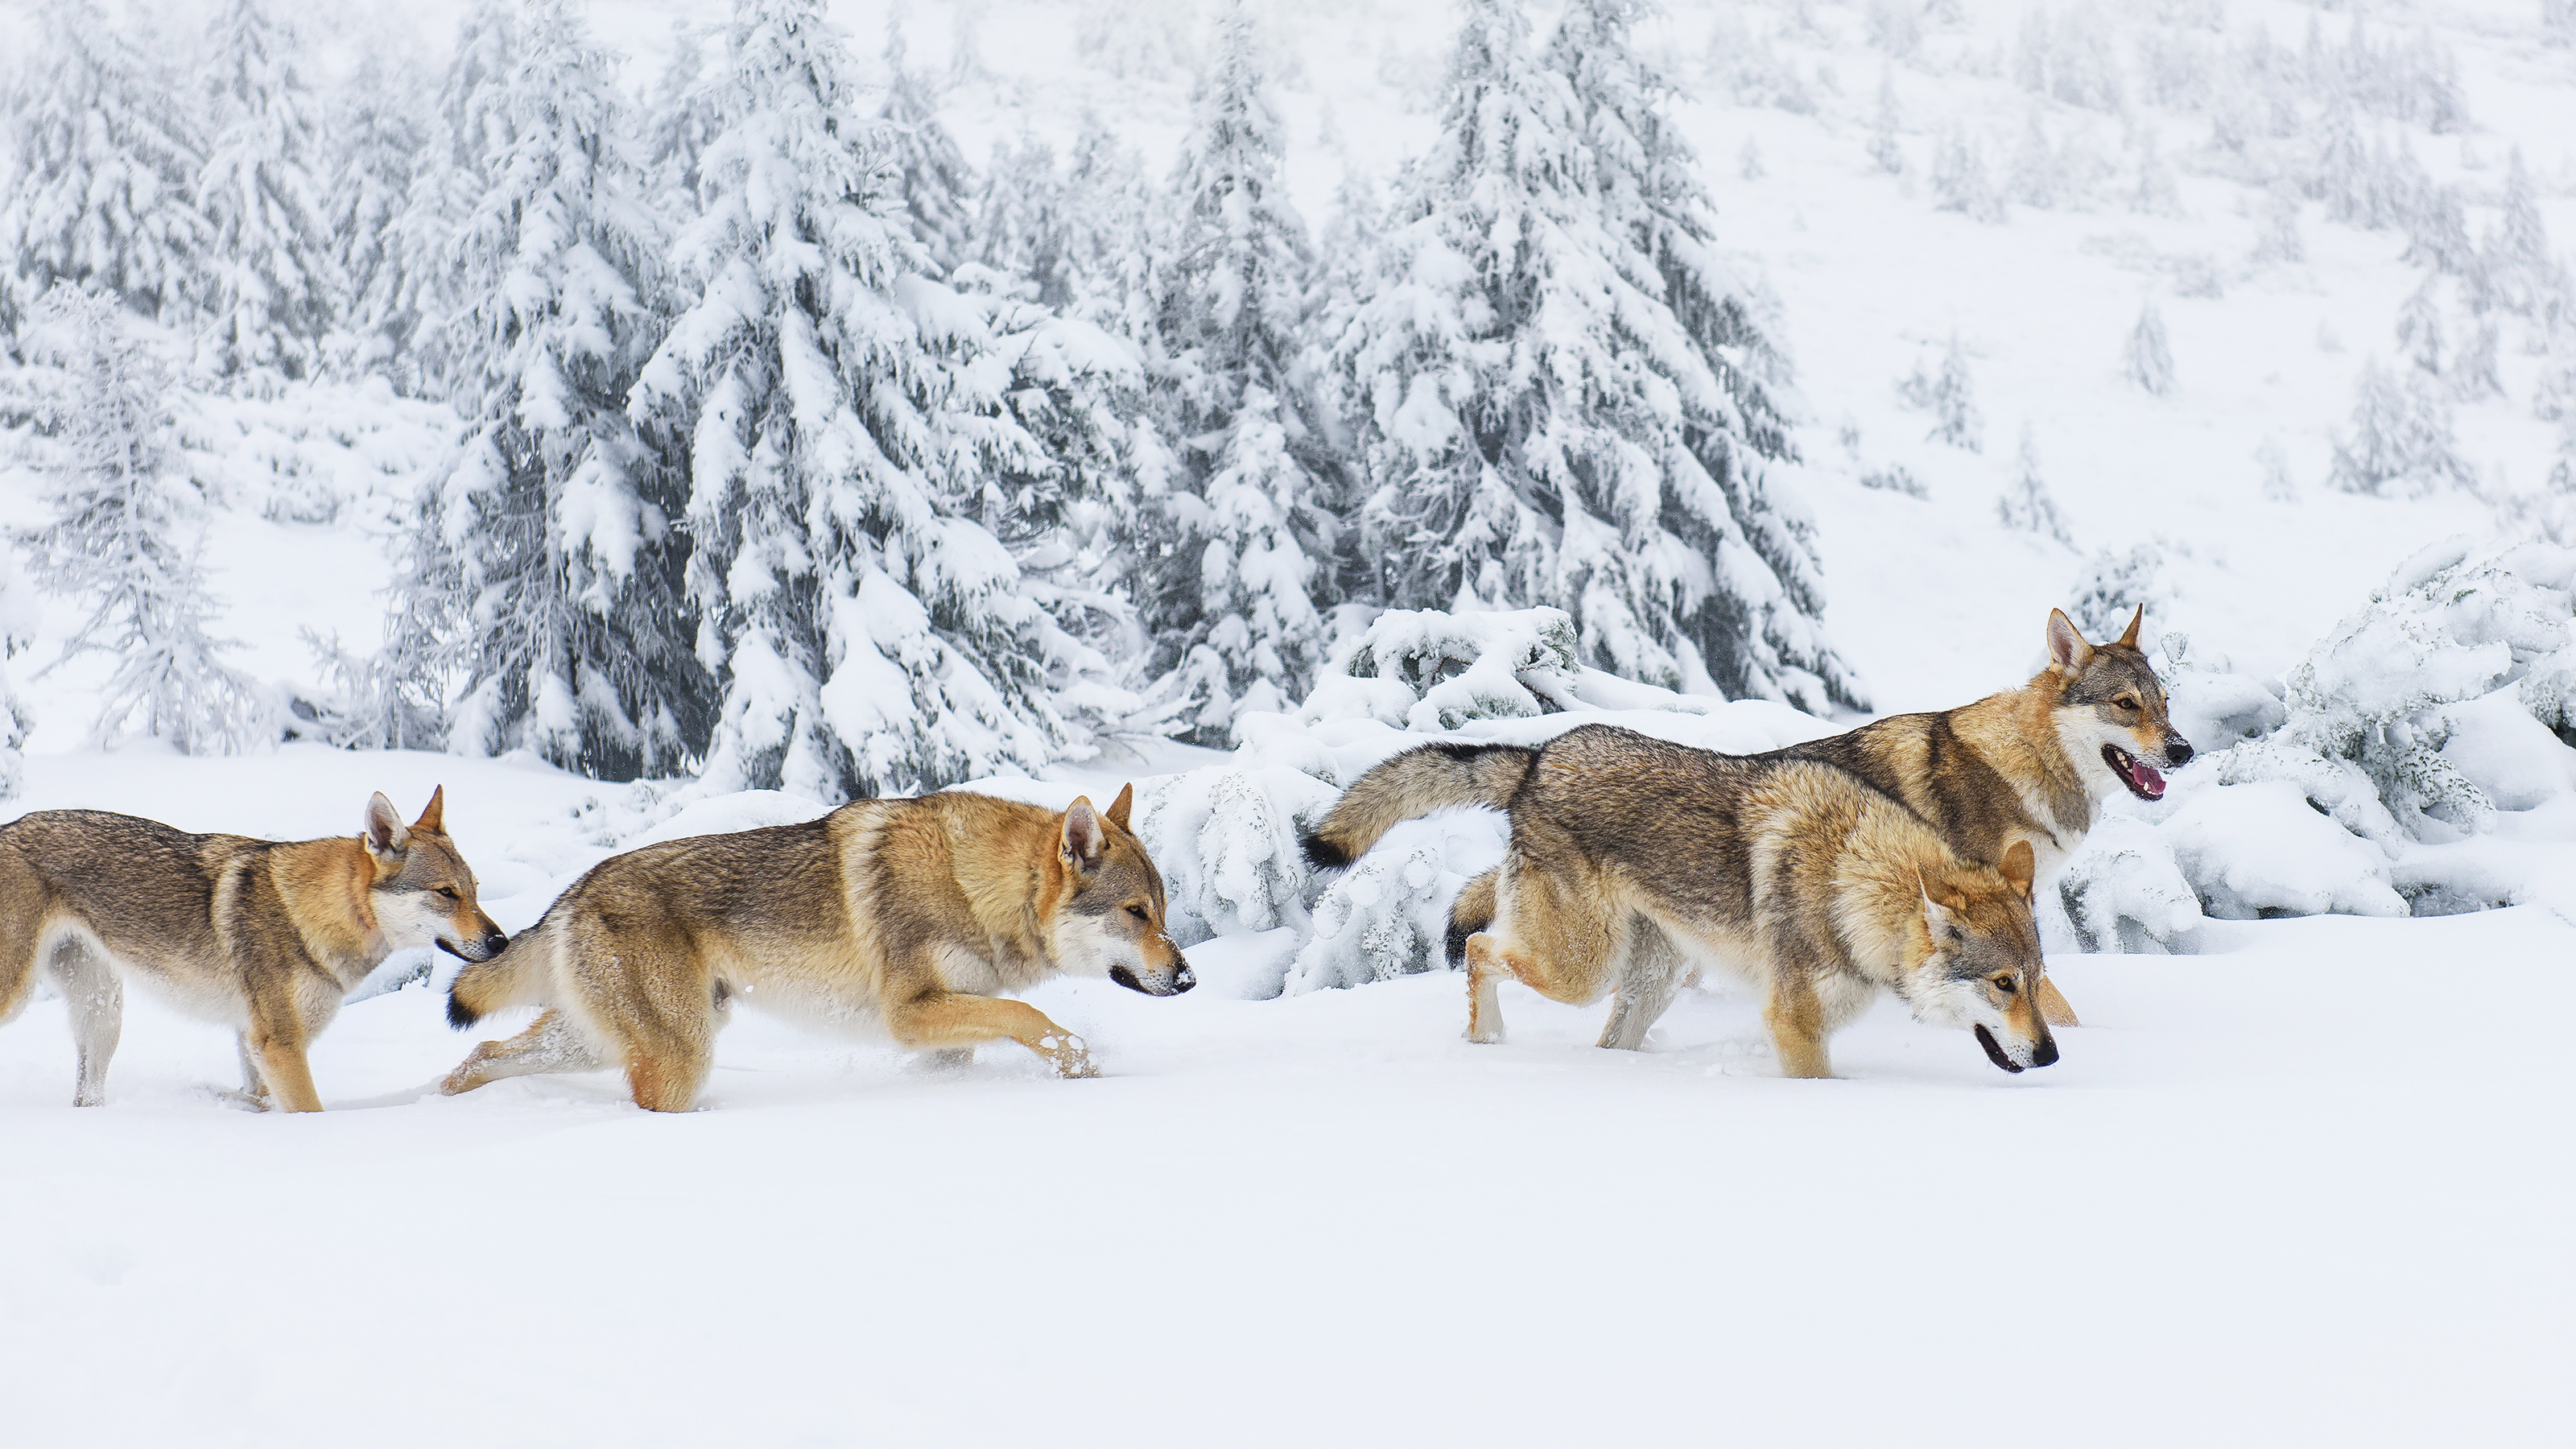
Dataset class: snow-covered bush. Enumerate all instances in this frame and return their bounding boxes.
[1131,765,1337,946]
[2066,542,2176,642]
[2058,539,2576,946]
[1295,607,1584,734]
[1285,824,1479,994]
[2219,538,2576,847]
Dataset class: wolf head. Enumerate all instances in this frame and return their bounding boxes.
[361,786,508,964]
[1046,784,1195,997]
[1898,841,2058,1073]
[2046,606,2194,803]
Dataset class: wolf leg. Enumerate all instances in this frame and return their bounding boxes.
[1763,972,1835,1080]
[2034,979,2080,1028]
[440,1009,603,1096]
[47,938,122,1108]
[1597,916,1685,1051]
[1464,857,1624,1046]
[235,1035,270,1100]
[246,1027,324,1113]
[887,992,1096,1079]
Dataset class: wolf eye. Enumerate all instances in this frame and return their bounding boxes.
[1125,903,1150,922]
[2115,696,2140,711]
[1992,976,2017,993]
[436,886,461,900]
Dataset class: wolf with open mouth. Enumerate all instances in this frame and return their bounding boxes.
[1437,607,2192,1031]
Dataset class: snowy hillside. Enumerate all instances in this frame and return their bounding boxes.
[5,1,2576,1444]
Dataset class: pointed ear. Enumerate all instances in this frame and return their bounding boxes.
[2116,605,2144,650]
[411,784,446,836]
[2001,840,2036,900]
[2046,609,2095,675]
[1104,782,1134,832]
[1916,869,1955,929]
[1062,796,1106,871]
[364,792,409,857]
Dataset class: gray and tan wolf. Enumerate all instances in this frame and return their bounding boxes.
[0,789,506,1110]
[1440,606,2192,1028]
[441,785,1193,1112]
[1302,726,2057,1076]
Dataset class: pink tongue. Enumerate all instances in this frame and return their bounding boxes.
[2135,762,2165,799]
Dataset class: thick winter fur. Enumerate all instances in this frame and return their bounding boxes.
[0,789,505,1110]
[1310,725,2056,1076]
[1443,608,2192,1030]
[441,785,1191,1112]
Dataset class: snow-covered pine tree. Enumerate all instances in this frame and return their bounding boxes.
[1143,0,1334,742]
[1925,332,1983,449]
[2326,357,2476,496]
[632,0,1077,800]
[391,0,520,398]
[15,283,263,753]
[1932,126,2004,222]
[426,0,707,781]
[2479,148,2553,316]
[191,0,340,382]
[2396,276,2443,375]
[877,15,978,279]
[1868,68,1904,175]
[1996,424,2075,547]
[323,39,432,379]
[643,21,719,211]
[1333,0,1857,709]
[2124,299,2175,395]
[0,1,206,330]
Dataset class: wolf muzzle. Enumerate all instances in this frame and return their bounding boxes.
[1110,959,1196,996]
[1974,1023,2058,1073]
[440,929,510,963]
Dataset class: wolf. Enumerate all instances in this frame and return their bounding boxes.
[1302,726,2057,1076]
[1439,606,2192,1028]
[440,785,1193,1112]
[0,788,506,1110]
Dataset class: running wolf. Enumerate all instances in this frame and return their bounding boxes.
[441,786,1193,1112]
[1439,606,2192,1027]
[0,789,506,1110]
[1302,727,2057,1076]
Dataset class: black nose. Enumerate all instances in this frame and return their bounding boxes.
[2033,1034,2060,1068]
[482,931,510,956]
[1172,960,1196,994]
[2165,736,2194,766]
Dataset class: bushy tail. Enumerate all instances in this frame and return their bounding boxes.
[1445,867,1499,968]
[1301,742,1537,870]
[445,927,549,1030]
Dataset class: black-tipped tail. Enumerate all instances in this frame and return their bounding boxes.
[446,991,482,1031]
[1300,830,1352,870]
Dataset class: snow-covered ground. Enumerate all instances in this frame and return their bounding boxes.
[2,753,2567,1444]
[0,737,2570,1445]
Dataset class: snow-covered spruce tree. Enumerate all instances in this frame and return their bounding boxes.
[1329,0,1856,711]
[877,17,978,279]
[191,0,340,382]
[1932,126,2004,223]
[632,0,1080,800]
[1996,425,2074,547]
[2476,148,2553,317]
[2327,357,2475,496]
[643,22,718,211]
[1143,0,1334,742]
[1919,333,1983,450]
[0,2,206,330]
[391,0,521,398]
[426,0,708,780]
[1868,68,1904,175]
[323,41,432,378]
[2396,276,2443,375]
[2124,299,2174,395]
[15,284,263,753]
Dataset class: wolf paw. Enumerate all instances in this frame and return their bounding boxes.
[1035,1033,1097,1079]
